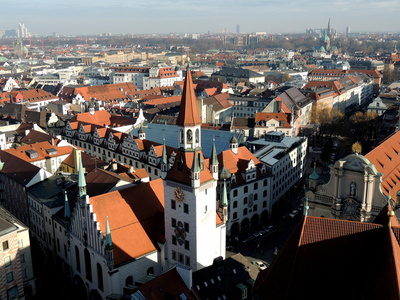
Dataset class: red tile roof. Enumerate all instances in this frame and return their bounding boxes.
[254,216,400,299]
[365,131,400,198]
[90,179,165,265]
[176,70,201,126]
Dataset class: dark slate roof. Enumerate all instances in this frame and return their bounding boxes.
[192,255,255,300]
[214,67,263,78]
[27,173,77,209]
[130,123,236,157]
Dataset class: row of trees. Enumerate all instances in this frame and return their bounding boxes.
[311,107,380,155]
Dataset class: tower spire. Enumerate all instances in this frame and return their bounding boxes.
[211,138,219,180]
[221,179,229,223]
[64,190,70,219]
[105,216,114,270]
[176,68,201,126]
[78,154,86,198]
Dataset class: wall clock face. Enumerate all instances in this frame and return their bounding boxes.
[174,187,185,202]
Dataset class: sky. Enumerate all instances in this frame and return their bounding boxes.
[2,0,400,36]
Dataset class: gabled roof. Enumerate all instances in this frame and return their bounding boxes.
[255,112,291,128]
[21,130,59,145]
[4,141,75,163]
[85,168,134,197]
[131,267,195,300]
[0,150,45,186]
[90,179,165,266]
[253,216,400,300]
[192,255,255,300]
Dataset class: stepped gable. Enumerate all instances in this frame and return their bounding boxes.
[90,179,165,266]
[253,216,400,300]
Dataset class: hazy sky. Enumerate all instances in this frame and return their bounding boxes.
[3,0,400,36]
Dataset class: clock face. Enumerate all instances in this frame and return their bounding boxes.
[174,187,185,202]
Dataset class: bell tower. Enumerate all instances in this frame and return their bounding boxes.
[163,68,225,272]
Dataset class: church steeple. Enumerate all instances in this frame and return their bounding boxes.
[177,69,201,151]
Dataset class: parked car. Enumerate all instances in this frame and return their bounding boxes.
[252,260,268,270]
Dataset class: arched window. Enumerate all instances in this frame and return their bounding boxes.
[126,276,133,286]
[179,129,184,144]
[75,246,80,272]
[84,248,92,281]
[97,263,103,291]
[147,267,154,275]
[195,128,199,143]
[187,129,193,143]
[233,189,238,197]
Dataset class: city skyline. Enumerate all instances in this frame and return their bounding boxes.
[2,0,400,36]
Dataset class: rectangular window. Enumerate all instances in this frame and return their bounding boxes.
[184,222,189,232]
[172,235,177,245]
[6,271,13,283]
[178,253,184,263]
[171,200,176,210]
[185,256,190,266]
[4,256,11,267]
[184,204,189,214]
[184,240,190,250]
[22,269,27,279]
[172,250,176,260]
[171,218,176,227]
[2,240,9,251]
[20,254,25,263]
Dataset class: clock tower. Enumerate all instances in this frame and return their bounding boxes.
[163,69,226,271]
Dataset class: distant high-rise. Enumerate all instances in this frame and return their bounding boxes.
[346,26,351,35]
[236,24,240,34]
[17,22,29,38]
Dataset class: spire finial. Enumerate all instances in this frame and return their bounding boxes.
[64,190,70,219]
[78,154,86,198]
[105,216,113,250]
[304,196,309,217]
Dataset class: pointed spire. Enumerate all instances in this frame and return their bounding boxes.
[176,68,201,126]
[221,179,228,207]
[105,216,113,251]
[64,190,70,219]
[211,139,218,166]
[161,138,168,165]
[78,154,86,198]
[191,150,200,173]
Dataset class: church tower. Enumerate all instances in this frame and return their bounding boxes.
[164,69,225,271]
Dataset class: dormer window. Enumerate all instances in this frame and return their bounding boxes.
[231,174,236,184]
